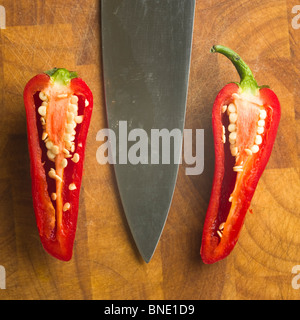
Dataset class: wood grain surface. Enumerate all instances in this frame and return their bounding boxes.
[0,0,299,300]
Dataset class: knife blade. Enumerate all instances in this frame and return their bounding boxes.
[101,0,195,263]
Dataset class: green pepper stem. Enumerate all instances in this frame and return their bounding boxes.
[45,68,78,86]
[211,45,259,95]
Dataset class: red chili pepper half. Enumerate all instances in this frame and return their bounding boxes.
[200,45,281,264]
[24,68,93,261]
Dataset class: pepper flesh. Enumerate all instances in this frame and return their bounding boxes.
[24,68,93,261]
[200,46,281,264]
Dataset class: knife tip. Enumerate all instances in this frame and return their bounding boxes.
[140,249,155,264]
[142,254,153,264]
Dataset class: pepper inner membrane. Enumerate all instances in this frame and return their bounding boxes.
[215,113,237,237]
[34,92,57,209]
[34,91,85,234]
[215,94,267,242]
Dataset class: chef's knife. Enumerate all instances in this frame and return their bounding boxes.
[101,0,195,263]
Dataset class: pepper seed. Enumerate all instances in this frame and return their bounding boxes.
[245,148,253,156]
[251,145,260,154]
[63,203,71,212]
[71,153,80,163]
[39,91,48,101]
[69,183,77,191]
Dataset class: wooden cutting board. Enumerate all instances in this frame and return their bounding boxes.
[0,0,299,300]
